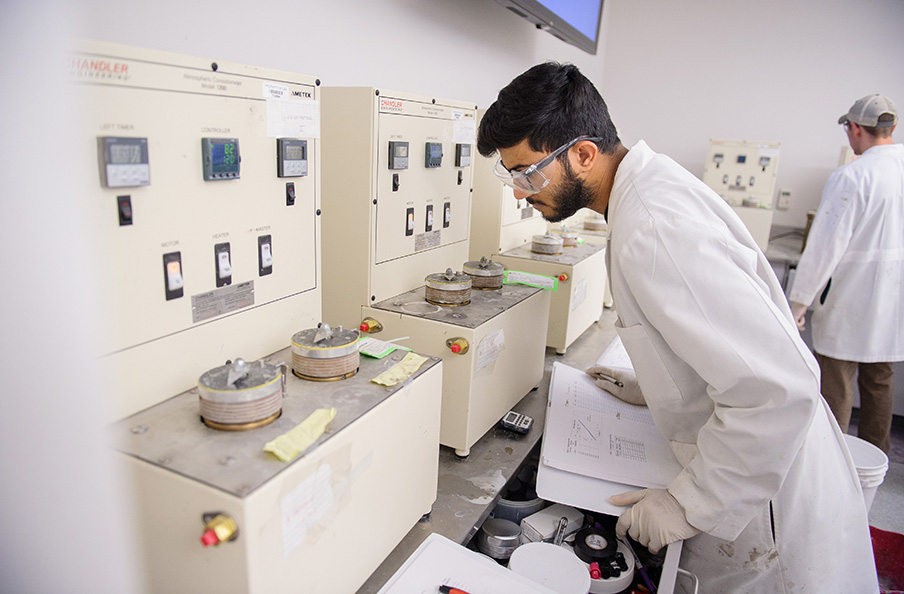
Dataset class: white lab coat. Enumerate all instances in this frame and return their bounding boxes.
[788,143,904,362]
[606,141,878,593]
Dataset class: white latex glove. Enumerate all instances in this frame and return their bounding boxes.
[790,302,808,331]
[609,488,701,553]
[585,365,646,406]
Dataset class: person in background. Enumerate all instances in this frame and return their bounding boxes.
[789,94,903,455]
[478,62,878,593]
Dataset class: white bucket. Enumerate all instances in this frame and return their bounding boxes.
[843,434,889,513]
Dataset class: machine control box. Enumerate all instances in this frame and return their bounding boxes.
[701,139,781,208]
[71,40,321,418]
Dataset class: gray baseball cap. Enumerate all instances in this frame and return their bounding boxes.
[838,94,898,127]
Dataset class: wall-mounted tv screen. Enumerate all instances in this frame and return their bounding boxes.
[496,0,604,55]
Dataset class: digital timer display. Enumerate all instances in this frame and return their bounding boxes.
[97,136,150,187]
[276,138,308,177]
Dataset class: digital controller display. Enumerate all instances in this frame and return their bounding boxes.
[202,138,241,180]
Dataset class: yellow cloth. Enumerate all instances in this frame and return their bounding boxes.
[370,352,429,387]
[263,408,336,462]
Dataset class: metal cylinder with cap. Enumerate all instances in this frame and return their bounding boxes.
[552,225,579,247]
[532,232,564,255]
[291,323,360,381]
[198,358,287,431]
[425,268,472,306]
[583,214,608,232]
[463,256,505,290]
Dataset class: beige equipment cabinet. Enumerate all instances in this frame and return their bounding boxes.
[72,41,444,594]
[494,242,606,355]
[472,138,606,355]
[362,284,550,457]
[71,40,322,419]
[320,87,477,330]
[701,139,782,251]
[113,350,443,594]
[322,92,549,457]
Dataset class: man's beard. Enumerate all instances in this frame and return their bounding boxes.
[540,160,594,222]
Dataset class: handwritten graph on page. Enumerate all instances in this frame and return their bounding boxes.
[545,362,682,489]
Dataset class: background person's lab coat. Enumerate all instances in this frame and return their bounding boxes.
[789,143,904,362]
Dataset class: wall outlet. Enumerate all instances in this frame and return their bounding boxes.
[777,189,792,210]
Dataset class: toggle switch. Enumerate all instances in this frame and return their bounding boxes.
[443,202,451,228]
[425,205,434,232]
[215,243,232,287]
[405,208,414,237]
[258,234,273,276]
[117,195,133,226]
[392,173,400,192]
[162,252,183,300]
[285,182,296,206]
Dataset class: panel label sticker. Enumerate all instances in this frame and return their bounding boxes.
[476,329,505,374]
[191,281,255,323]
[281,464,333,556]
[503,270,559,291]
[267,98,321,138]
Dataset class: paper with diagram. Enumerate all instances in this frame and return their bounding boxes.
[541,358,682,489]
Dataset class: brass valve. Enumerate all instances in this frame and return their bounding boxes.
[446,337,469,355]
[359,317,383,333]
[200,513,238,547]
[557,273,569,282]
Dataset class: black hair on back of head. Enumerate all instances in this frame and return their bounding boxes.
[477,62,619,158]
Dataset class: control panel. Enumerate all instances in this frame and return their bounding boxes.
[321,88,477,328]
[70,40,322,417]
[701,139,781,250]
[701,139,781,208]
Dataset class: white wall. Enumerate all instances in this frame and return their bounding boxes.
[75,0,612,109]
[601,0,904,229]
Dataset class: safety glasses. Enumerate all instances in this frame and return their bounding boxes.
[493,135,602,194]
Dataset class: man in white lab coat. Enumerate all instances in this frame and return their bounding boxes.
[789,94,903,455]
[477,62,878,592]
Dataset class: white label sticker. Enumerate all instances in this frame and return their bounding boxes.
[262,82,290,100]
[476,329,505,373]
[267,98,321,138]
[571,279,587,311]
[453,118,477,144]
[504,270,558,290]
[281,464,333,556]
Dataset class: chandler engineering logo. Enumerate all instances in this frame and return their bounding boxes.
[70,56,131,81]
[380,98,404,113]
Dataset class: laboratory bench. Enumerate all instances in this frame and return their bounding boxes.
[765,224,806,291]
[356,307,620,593]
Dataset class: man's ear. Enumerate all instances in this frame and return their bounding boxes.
[571,140,599,172]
